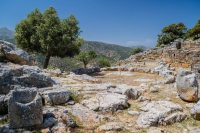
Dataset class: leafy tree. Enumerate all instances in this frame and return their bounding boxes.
[15,7,82,68]
[156,23,187,47]
[130,47,144,55]
[76,51,97,68]
[98,57,111,68]
[186,20,200,40]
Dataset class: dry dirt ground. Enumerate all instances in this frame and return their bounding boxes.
[55,70,200,133]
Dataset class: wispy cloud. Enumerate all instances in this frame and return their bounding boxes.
[125,38,155,48]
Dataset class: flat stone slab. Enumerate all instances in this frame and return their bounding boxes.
[42,88,71,105]
[81,92,129,112]
[136,101,187,128]
[70,104,103,127]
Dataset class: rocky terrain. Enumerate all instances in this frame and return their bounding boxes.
[0,40,200,133]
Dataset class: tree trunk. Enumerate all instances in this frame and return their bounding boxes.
[43,54,51,69]
[83,62,87,69]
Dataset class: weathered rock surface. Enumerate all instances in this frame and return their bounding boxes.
[0,63,56,94]
[42,112,57,128]
[108,84,142,99]
[72,67,100,75]
[0,95,7,115]
[42,88,71,105]
[97,122,124,132]
[147,127,165,133]
[0,41,32,65]
[70,104,103,127]
[191,100,200,120]
[176,69,199,102]
[137,101,187,128]
[153,62,176,84]
[8,88,43,129]
[68,72,100,83]
[81,93,129,112]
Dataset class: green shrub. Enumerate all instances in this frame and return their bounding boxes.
[98,58,111,68]
[69,89,83,103]
[130,48,144,55]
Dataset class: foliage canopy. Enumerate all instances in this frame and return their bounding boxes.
[15,7,83,68]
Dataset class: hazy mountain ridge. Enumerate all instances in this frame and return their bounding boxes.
[0,27,15,43]
[0,27,133,60]
[81,41,132,60]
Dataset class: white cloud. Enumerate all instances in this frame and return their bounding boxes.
[125,38,155,48]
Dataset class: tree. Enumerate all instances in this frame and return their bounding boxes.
[186,20,200,40]
[156,23,187,47]
[76,51,97,68]
[130,47,144,55]
[15,7,82,68]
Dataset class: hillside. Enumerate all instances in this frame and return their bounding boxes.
[81,41,132,60]
[0,27,15,43]
[0,28,133,61]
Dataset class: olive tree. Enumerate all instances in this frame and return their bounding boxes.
[76,51,97,68]
[156,23,187,47]
[15,7,83,68]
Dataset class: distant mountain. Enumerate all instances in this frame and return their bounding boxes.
[0,27,15,43]
[81,41,132,60]
[0,27,133,60]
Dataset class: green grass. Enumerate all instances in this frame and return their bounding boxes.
[69,89,84,103]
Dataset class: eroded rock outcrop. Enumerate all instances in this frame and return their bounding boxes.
[8,88,43,129]
[0,41,33,65]
[0,63,56,94]
[136,101,187,128]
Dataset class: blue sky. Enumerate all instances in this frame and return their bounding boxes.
[0,0,200,47]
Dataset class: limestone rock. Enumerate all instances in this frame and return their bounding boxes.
[108,84,141,100]
[97,122,124,132]
[70,104,102,127]
[68,72,100,83]
[44,68,62,77]
[42,88,71,105]
[136,101,187,128]
[127,110,140,116]
[0,41,32,65]
[0,63,56,94]
[72,67,100,75]
[176,69,199,102]
[8,88,43,129]
[42,112,57,128]
[191,100,200,120]
[81,93,129,112]
[0,95,7,115]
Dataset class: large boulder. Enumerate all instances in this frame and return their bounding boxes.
[136,101,187,128]
[0,41,32,65]
[42,88,71,105]
[8,88,43,129]
[0,63,56,94]
[191,100,200,120]
[70,104,103,127]
[81,93,129,112]
[176,69,199,102]
[72,67,100,75]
